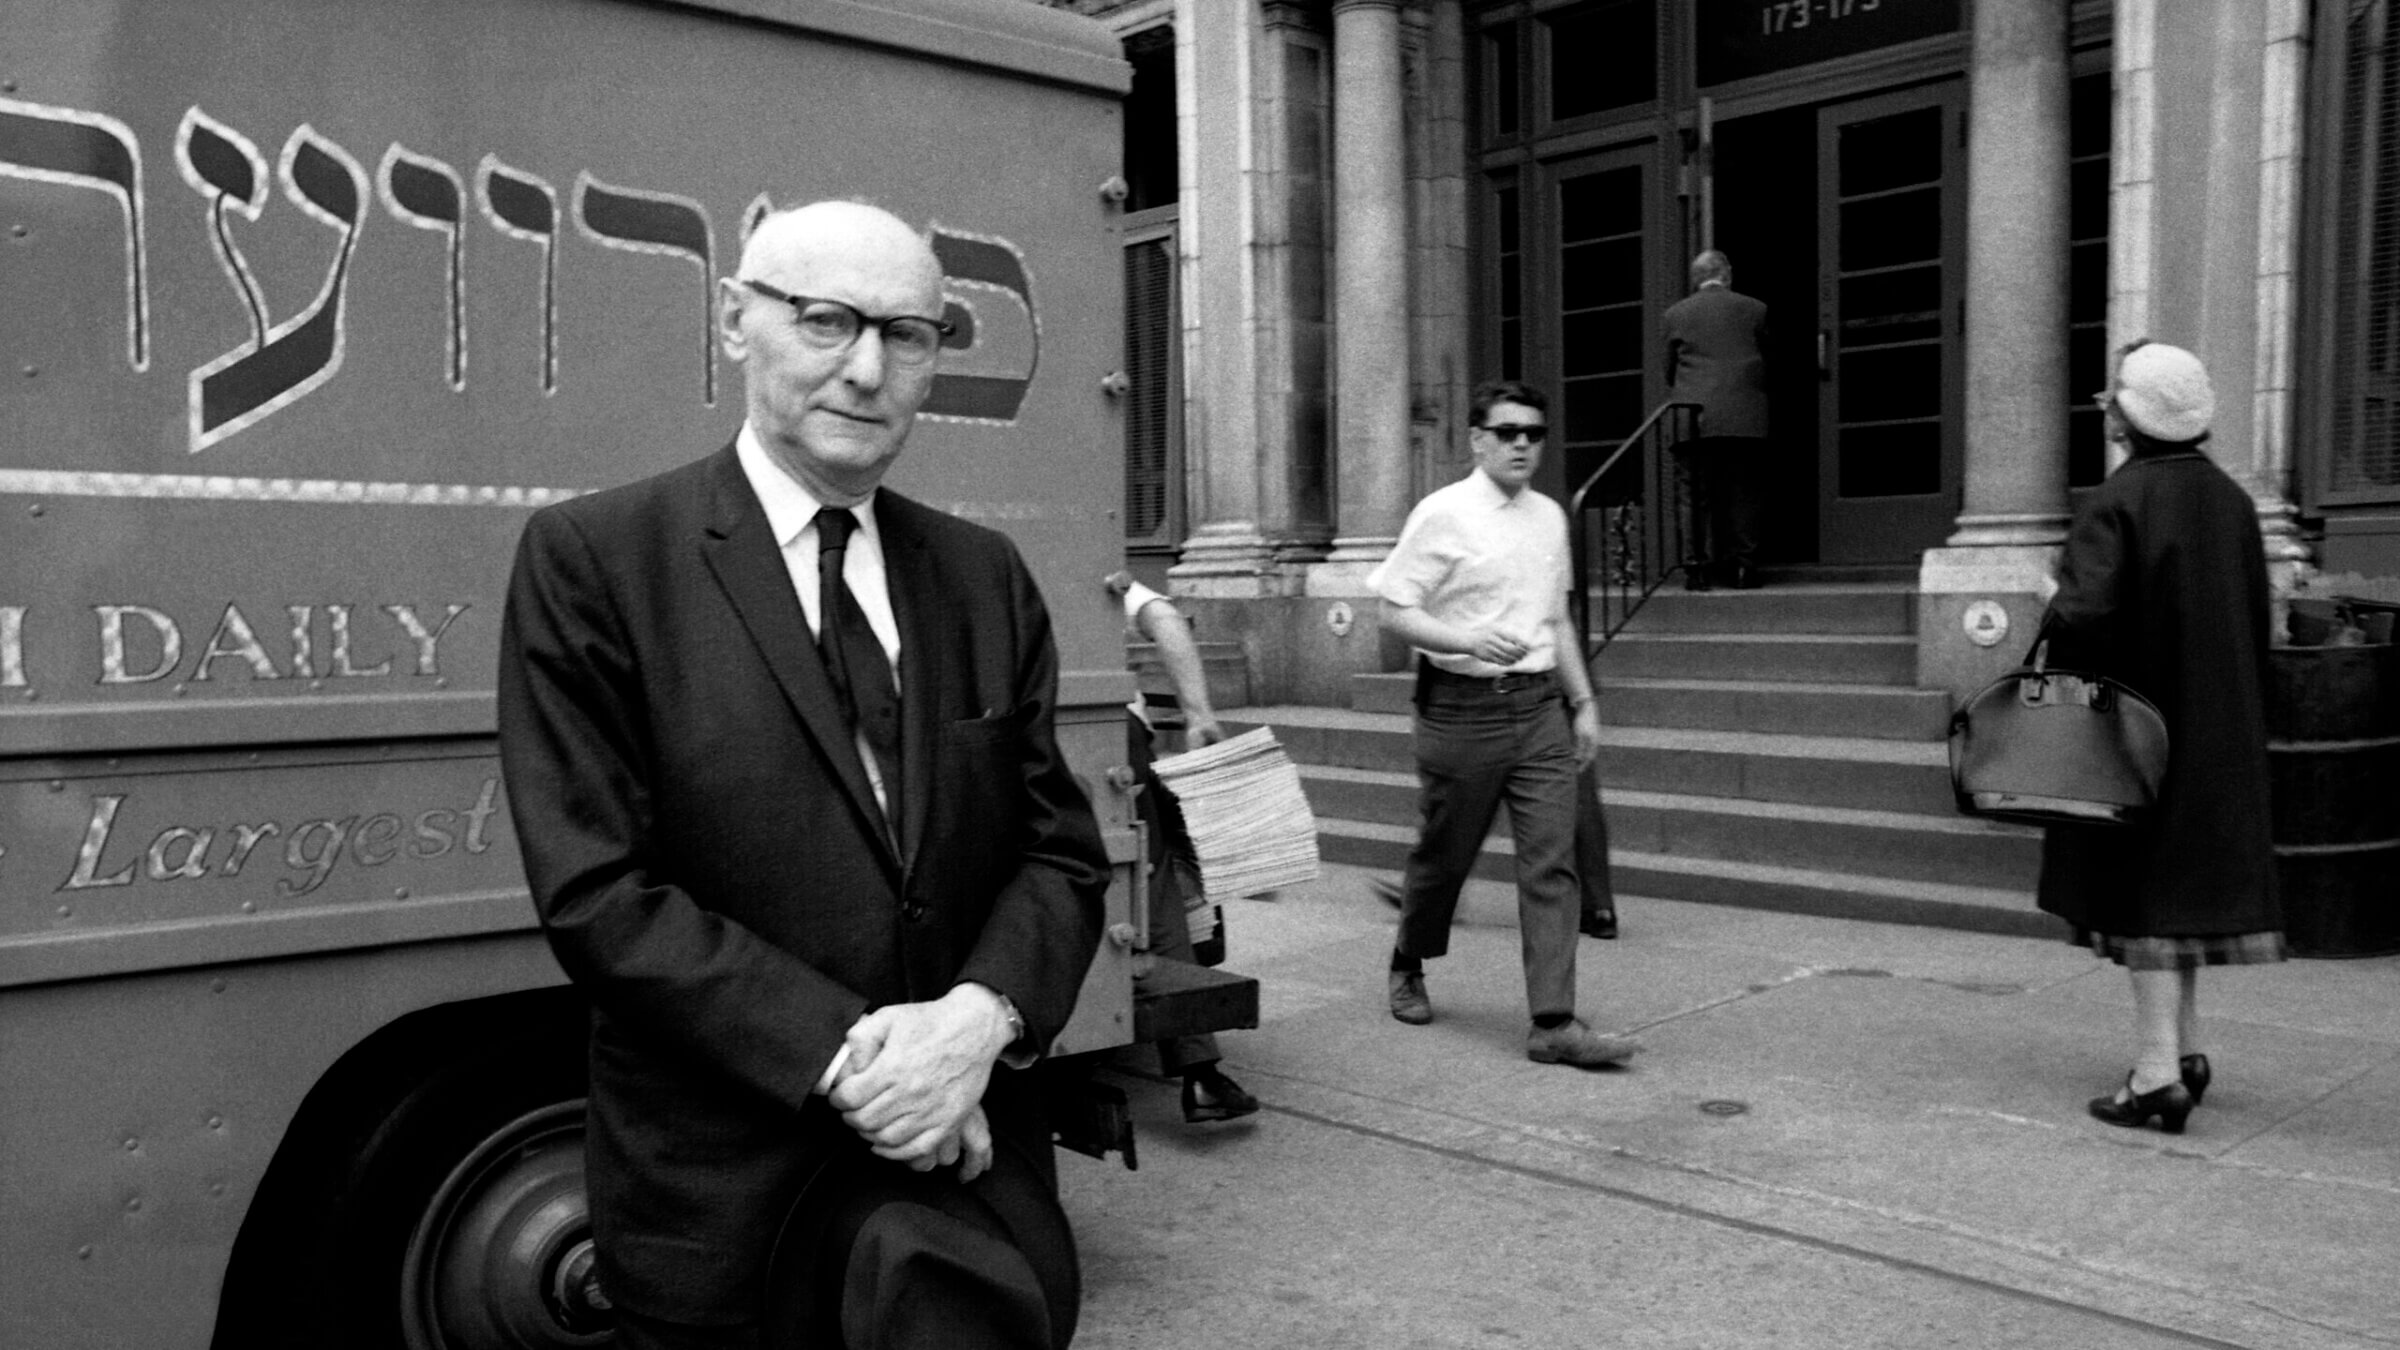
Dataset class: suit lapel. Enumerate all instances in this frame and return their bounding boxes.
[695,446,898,874]
[881,491,941,877]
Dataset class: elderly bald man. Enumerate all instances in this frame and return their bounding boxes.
[499,200,1108,1348]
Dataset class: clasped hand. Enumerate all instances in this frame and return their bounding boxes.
[827,985,1010,1181]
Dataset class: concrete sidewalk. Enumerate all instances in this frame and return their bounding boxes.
[1059,864,2400,1349]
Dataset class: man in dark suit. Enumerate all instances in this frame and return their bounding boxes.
[498,200,1108,1348]
[1662,250,1773,590]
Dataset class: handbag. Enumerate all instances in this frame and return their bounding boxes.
[1947,626,2169,828]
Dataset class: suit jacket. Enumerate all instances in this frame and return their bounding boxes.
[1663,284,1772,441]
[496,443,1109,1322]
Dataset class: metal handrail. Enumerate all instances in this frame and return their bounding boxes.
[1567,400,1701,649]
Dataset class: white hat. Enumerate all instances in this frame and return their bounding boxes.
[2114,343,2214,442]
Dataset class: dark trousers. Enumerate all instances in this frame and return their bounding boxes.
[1394,673,1581,1018]
[1127,712,1222,1076]
[1673,435,1771,576]
[1577,764,1615,922]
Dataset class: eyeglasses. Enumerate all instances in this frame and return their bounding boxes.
[1478,423,1549,445]
[2093,337,2154,412]
[738,278,955,366]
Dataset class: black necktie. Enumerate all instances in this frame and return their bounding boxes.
[815,508,902,828]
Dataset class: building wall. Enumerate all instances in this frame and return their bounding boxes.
[1054,0,2372,709]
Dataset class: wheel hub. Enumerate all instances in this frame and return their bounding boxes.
[402,1100,612,1349]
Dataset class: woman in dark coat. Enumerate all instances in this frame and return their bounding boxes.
[2038,340,2284,1135]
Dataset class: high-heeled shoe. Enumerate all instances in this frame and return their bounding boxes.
[2181,1053,2211,1106]
[2089,1073,2194,1134]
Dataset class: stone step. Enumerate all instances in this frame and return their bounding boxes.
[1750,563,1920,586]
[1226,708,1960,814]
[1350,672,1416,715]
[1595,631,1919,686]
[1320,818,2052,939]
[1598,677,1954,741]
[1610,584,1917,636]
[1298,766,2039,891]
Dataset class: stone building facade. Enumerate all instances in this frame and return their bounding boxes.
[1054,0,2400,704]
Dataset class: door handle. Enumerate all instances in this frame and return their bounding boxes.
[1817,330,1832,381]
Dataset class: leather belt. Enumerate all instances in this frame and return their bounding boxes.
[1419,664,1558,695]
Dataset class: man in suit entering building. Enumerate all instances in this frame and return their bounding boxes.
[499,200,1107,1348]
[1663,249,1773,590]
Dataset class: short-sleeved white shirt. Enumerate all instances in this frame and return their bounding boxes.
[1367,468,1569,676]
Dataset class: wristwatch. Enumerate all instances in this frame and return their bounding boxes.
[988,988,1037,1069]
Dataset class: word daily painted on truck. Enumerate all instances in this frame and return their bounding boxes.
[0,94,1045,457]
[0,601,468,689]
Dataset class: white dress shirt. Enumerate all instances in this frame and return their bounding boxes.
[1367,467,1569,676]
[735,424,903,678]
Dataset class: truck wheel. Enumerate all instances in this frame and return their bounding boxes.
[397,1098,611,1348]
[322,1031,606,1349]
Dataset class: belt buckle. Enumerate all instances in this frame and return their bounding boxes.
[1493,672,1527,693]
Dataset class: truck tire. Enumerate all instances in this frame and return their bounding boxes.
[214,1006,601,1350]
[364,1040,603,1349]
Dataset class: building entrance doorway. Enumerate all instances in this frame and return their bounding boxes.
[1711,80,1966,565]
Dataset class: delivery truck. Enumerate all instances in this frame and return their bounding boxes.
[0,2,1246,1344]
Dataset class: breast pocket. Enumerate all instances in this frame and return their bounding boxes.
[939,707,1024,747]
[932,708,1029,892]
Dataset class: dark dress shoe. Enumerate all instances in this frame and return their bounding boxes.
[1580,909,1618,940]
[2181,1053,2211,1106]
[1724,562,1762,590]
[1182,1067,1260,1123]
[2088,1074,2194,1134]
[1680,567,1715,592]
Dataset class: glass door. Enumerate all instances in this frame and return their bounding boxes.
[1546,146,1654,504]
[1815,84,1965,562]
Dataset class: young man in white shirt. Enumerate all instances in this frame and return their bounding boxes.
[1368,380,1642,1068]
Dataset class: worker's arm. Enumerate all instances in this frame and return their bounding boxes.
[1132,596,1225,745]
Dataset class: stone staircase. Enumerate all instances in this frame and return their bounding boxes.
[1227,571,2055,936]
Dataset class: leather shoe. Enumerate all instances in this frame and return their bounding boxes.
[1526,1018,1641,1067]
[2088,1073,2193,1134]
[1725,561,1762,590]
[1181,1067,1260,1123]
[1388,970,1432,1025]
[1580,908,1618,940]
[1680,567,1715,592]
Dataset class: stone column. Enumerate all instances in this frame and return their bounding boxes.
[1323,0,1413,572]
[2111,0,2311,580]
[1170,0,1276,590]
[1916,0,2073,701]
[1407,0,1472,510]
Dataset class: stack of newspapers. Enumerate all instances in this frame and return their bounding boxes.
[1150,725,1321,902]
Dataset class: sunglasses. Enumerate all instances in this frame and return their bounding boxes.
[1479,423,1549,445]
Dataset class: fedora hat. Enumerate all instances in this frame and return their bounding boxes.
[761,1137,1078,1350]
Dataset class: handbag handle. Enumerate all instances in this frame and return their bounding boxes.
[2020,611,2062,672]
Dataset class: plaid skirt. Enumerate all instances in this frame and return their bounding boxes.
[2071,927,2288,971]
